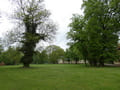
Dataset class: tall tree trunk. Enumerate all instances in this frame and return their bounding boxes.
[99,56,104,67]
[93,60,97,67]
[89,60,93,66]
[99,59,104,67]
[23,63,30,68]
[75,60,78,64]
[84,59,87,66]
[89,60,97,67]
[21,35,36,68]
[63,60,64,64]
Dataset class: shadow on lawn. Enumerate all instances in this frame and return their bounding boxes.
[0,65,45,70]
[104,64,120,67]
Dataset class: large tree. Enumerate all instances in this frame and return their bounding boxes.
[68,0,120,66]
[83,0,120,66]
[11,0,56,67]
[67,14,88,65]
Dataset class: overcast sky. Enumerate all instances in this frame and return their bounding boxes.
[0,0,83,50]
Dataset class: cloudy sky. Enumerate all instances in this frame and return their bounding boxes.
[0,0,83,50]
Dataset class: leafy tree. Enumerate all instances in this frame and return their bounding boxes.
[0,47,23,65]
[65,48,72,64]
[83,0,119,66]
[45,45,65,64]
[33,50,48,64]
[70,46,80,64]
[9,0,56,67]
[65,46,80,64]
[68,0,120,66]
[68,14,88,65]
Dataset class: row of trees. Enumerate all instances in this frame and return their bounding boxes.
[1,0,120,67]
[0,45,65,65]
[33,45,65,64]
[1,43,120,66]
[67,0,120,66]
[1,44,90,65]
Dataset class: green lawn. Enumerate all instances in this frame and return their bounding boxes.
[0,64,120,90]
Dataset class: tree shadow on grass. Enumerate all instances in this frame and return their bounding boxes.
[0,65,45,70]
[104,64,120,68]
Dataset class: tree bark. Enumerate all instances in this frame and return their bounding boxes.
[75,60,78,64]
[23,63,30,68]
[84,59,87,66]
[99,56,104,67]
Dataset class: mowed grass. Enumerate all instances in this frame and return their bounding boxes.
[0,64,120,90]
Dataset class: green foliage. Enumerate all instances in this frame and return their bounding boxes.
[0,47,23,65]
[65,48,72,63]
[45,45,65,64]
[33,50,48,64]
[32,45,65,64]
[68,0,120,66]
[68,14,88,63]
[65,46,80,64]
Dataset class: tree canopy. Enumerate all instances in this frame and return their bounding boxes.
[45,45,65,64]
[67,0,120,66]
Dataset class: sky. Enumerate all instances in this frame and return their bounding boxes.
[0,0,83,50]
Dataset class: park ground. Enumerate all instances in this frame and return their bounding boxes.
[0,64,120,90]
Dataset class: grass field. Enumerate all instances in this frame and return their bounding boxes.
[0,64,120,90]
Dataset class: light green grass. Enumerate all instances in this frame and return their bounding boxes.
[0,64,120,90]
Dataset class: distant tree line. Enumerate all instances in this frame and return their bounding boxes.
[0,45,65,65]
[0,44,86,65]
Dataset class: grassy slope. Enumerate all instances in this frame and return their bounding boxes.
[0,64,120,90]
